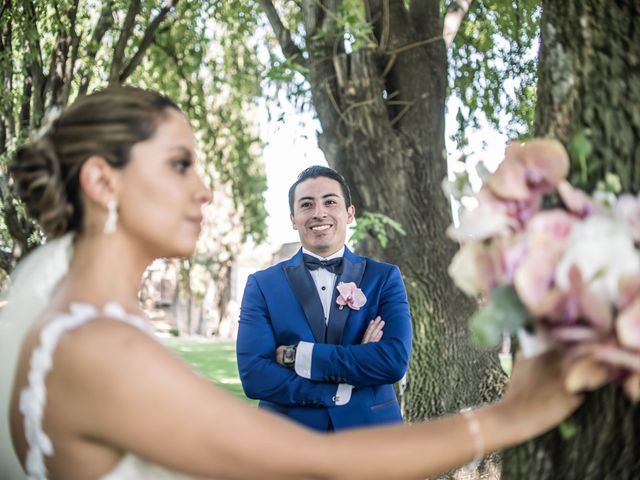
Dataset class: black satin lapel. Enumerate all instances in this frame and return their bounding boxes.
[284,264,326,343]
[326,257,366,344]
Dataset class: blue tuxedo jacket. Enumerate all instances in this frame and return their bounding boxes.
[236,247,412,431]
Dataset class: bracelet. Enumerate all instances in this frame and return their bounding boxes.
[461,407,484,471]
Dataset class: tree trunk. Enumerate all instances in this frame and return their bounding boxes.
[173,275,183,335]
[502,1,640,478]
[299,0,501,420]
[197,299,207,336]
[534,0,640,194]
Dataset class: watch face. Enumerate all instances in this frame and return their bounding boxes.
[284,347,295,365]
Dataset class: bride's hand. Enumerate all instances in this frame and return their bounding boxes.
[498,351,585,441]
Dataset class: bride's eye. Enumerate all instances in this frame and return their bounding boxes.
[171,158,192,174]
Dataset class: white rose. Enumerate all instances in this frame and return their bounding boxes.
[555,215,640,303]
[448,242,491,297]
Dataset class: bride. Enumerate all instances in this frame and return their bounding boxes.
[0,86,582,479]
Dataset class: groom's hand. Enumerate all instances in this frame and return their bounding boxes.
[275,345,286,365]
[274,316,384,366]
[360,316,384,344]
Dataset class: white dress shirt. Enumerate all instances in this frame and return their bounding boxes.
[295,246,353,406]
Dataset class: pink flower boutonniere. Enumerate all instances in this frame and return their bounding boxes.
[336,282,367,310]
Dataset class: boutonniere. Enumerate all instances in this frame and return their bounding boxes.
[336,282,367,310]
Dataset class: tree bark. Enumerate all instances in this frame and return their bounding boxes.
[535,0,640,194]
[502,1,640,478]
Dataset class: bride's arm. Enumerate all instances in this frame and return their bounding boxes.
[51,318,581,480]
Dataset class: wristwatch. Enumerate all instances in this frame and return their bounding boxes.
[282,344,297,368]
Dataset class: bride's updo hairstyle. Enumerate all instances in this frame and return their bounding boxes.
[10,86,180,238]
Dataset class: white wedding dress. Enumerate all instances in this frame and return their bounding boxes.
[0,236,209,480]
[20,302,207,480]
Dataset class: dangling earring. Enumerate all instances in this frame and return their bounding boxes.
[104,199,118,234]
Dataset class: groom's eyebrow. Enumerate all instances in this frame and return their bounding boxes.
[298,193,340,203]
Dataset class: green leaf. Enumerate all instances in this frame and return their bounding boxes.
[470,285,530,349]
[498,352,513,376]
[595,172,622,194]
[492,285,529,320]
[470,303,504,348]
[559,419,578,439]
[349,212,406,249]
[568,129,593,185]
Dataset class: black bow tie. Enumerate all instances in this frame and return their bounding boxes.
[302,254,344,274]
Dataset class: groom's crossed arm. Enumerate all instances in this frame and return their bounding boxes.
[287,266,412,389]
[237,274,351,407]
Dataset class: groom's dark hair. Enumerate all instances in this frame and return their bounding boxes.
[288,165,352,214]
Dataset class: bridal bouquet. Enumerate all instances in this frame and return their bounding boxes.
[446,139,640,402]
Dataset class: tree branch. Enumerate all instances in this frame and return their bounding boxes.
[21,0,45,127]
[118,1,179,82]
[442,0,472,49]
[109,0,141,83]
[45,0,79,108]
[153,38,195,111]
[0,117,5,155]
[0,0,9,24]
[379,0,390,52]
[257,0,306,69]
[0,3,14,138]
[0,178,31,257]
[78,0,114,95]
[0,249,14,275]
[366,0,415,50]
[61,0,82,106]
[19,69,32,133]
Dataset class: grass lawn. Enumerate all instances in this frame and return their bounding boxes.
[164,337,255,404]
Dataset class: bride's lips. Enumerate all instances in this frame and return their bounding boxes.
[187,216,203,228]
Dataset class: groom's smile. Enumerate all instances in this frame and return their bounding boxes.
[291,176,355,257]
[310,224,332,232]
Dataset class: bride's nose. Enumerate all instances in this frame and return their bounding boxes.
[194,176,213,205]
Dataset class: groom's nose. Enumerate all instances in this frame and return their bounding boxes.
[313,204,327,218]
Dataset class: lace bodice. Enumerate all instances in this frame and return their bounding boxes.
[20,302,206,480]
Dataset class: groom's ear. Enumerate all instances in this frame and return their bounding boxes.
[78,155,119,205]
[290,213,298,230]
[346,205,355,224]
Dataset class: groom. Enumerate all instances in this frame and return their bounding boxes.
[236,166,412,431]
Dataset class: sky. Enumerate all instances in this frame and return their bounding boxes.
[260,96,509,247]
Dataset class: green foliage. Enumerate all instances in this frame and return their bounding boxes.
[558,419,578,439]
[256,1,309,111]
[0,0,268,271]
[449,0,541,143]
[123,0,268,242]
[350,212,406,249]
[567,128,594,188]
[469,285,530,348]
[164,338,253,402]
[596,173,622,195]
[337,0,373,51]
